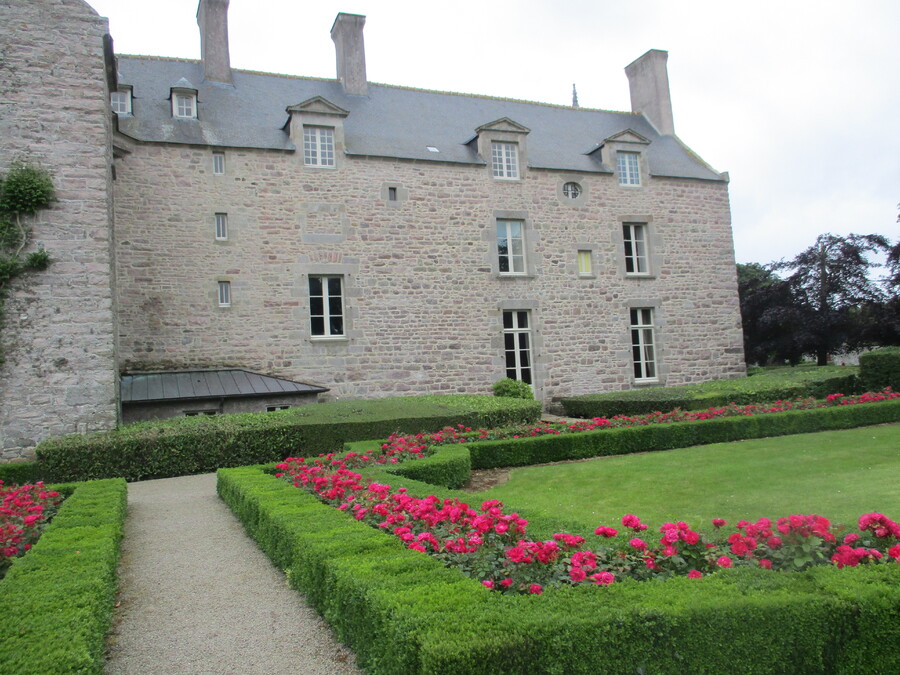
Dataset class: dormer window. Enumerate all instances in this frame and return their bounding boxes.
[110,87,132,115]
[491,142,519,179]
[303,126,335,167]
[173,91,197,119]
[617,151,641,186]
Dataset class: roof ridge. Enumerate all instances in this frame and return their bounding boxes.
[115,54,636,115]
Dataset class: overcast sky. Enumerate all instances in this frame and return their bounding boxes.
[86,0,899,265]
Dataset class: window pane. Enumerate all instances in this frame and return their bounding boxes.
[504,333,515,350]
[517,311,528,328]
[503,311,513,329]
[520,368,532,385]
[328,296,342,316]
[310,316,325,336]
[308,277,322,295]
[327,277,342,296]
[330,317,344,335]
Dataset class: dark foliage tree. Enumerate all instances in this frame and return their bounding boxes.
[771,233,891,365]
[736,263,808,365]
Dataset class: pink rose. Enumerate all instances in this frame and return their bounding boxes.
[688,569,702,579]
[716,556,733,568]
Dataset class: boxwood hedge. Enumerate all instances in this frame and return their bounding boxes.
[561,365,861,418]
[0,478,127,674]
[35,395,540,483]
[860,347,900,393]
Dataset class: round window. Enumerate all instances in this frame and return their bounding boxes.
[562,182,582,199]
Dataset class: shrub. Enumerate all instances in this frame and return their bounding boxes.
[561,365,861,418]
[0,461,44,485]
[0,478,126,674]
[36,395,540,482]
[860,347,900,393]
[492,378,534,400]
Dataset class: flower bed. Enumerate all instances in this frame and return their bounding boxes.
[276,454,900,595]
[0,480,62,579]
[219,465,900,674]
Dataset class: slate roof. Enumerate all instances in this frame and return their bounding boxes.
[120,369,329,404]
[115,56,723,181]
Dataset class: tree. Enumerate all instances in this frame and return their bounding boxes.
[771,233,891,365]
[736,263,807,365]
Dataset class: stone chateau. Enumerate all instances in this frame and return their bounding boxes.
[0,0,746,460]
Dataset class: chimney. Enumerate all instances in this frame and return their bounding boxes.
[331,13,368,96]
[624,49,674,136]
[197,0,232,84]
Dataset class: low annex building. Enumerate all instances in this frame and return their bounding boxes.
[0,0,746,461]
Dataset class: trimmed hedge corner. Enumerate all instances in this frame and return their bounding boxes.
[561,365,861,418]
[0,478,127,674]
[860,347,900,393]
[36,395,540,483]
[218,466,900,674]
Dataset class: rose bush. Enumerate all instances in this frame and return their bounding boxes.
[0,481,61,579]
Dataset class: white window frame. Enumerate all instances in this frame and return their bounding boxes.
[217,280,231,307]
[617,151,641,186]
[630,308,657,382]
[623,223,649,276]
[212,152,225,175]
[215,213,228,241]
[173,92,197,119]
[577,250,593,276]
[308,275,345,338]
[496,219,527,275]
[502,310,533,385]
[491,142,519,179]
[110,88,132,115]
[303,126,335,167]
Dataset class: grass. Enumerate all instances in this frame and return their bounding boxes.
[474,424,900,531]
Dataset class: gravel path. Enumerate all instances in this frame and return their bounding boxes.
[105,473,361,675]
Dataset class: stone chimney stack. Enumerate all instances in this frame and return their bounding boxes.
[625,49,674,136]
[331,13,368,96]
[197,0,232,84]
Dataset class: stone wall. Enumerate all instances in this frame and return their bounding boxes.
[0,0,118,460]
[113,141,745,406]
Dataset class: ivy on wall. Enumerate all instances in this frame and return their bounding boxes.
[0,161,54,365]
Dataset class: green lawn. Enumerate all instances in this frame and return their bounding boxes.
[475,424,900,532]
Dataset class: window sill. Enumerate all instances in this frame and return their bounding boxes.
[578,274,596,279]
[497,273,534,279]
[625,273,655,280]
[303,164,337,170]
[310,335,348,343]
[633,378,660,387]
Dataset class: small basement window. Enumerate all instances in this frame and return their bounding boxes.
[266,405,291,412]
[183,409,219,417]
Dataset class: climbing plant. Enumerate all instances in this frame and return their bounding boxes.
[0,160,54,365]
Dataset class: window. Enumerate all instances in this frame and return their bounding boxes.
[215,213,228,241]
[503,310,533,385]
[617,152,640,185]
[173,92,197,119]
[577,250,593,276]
[496,219,526,274]
[308,275,344,337]
[110,88,132,115]
[491,142,519,179]
[303,126,335,166]
[213,152,225,175]
[217,281,231,307]
[623,223,649,275]
[630,308,657,381]
[388,187,397,201]
[184,409,219,417]
[266,405,291,412]
[562,182,581,199]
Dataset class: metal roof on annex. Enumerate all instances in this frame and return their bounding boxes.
[120,369,329,404]
[114,56,724,181]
